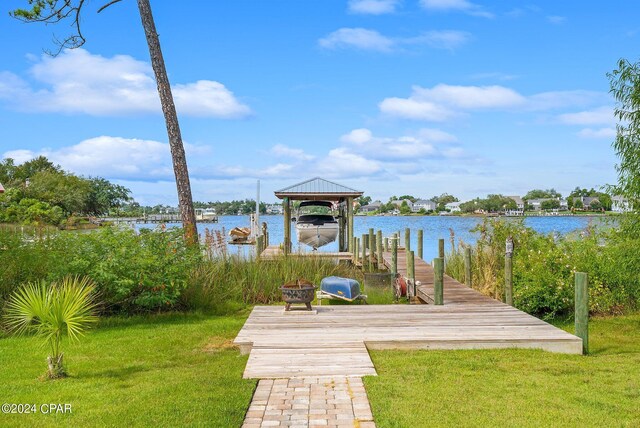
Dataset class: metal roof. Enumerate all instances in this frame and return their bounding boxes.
[274,177,363,200]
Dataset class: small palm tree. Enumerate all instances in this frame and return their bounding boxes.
[4,276,98,379]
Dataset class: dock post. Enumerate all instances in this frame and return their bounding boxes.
[283,197,291,256]
[417,229,423,260]
[404,228,411,252]
[505,237,514,306]
[361,234,367,268]
[438,238,445,259]
[384,237,389,252]
[408,250,416,298]
[391,233,398,276]
[355,237,360,266]
[369,228,375,271]
[376,230,383,269]
[575,272,589,354]
[464,246,472,288]
[256,235,264,257]
[433,257,444,305]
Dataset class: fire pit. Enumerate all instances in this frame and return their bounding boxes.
[280,279,317,311]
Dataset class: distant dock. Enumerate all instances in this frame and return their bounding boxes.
[101,214,218,225]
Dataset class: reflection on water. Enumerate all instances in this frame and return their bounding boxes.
[137,215,609,262]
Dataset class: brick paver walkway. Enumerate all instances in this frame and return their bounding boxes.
[242,376,376,428]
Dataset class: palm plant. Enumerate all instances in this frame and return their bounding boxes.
[4,276,98,379]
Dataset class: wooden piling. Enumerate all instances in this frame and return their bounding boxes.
[575,272,589,354]
[355,237,360,266]
[361,234,367,267]
[283,197,291,255]
[384,237,389,252]
[391,233,398,276]
[464,246,472,288]
[433,257,444,305]
[505,254,513,306]
[438,238,445,259]
[408,250,416,297]
[417,229,423,260]
[376,230,383,269]
[369,228,375,271]
[404,228,411,252]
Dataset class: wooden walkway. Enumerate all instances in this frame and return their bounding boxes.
[260,245,354,261]
[235,250,583,379]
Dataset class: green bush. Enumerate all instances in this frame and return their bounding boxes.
[446,218,640,317]
[0,227,201,313]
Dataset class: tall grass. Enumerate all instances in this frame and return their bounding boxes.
[181,256,364,313]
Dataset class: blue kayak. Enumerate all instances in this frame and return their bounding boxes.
[320,276,361,301]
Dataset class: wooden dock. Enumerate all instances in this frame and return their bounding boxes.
[235,249,583,379]
[260,245,355,261]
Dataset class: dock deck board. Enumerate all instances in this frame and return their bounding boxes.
[235,249,583,379]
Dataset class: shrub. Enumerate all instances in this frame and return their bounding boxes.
[446,218,640,317]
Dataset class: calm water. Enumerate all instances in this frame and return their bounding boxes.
[139,215,606,262]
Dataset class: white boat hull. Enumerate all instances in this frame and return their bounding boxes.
[295,222,339,249]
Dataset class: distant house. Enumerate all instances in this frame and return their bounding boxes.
[266,203,284,215]
[527,198,567,211]
[612,196,632,213]
[360,200,382,213]
[390,199,414,210]
[573,196,601,209]
[507,196,525,210]
[412,199,436,212]
[445,201,462,213]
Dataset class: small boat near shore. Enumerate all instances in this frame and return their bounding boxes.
[294,201,339,249]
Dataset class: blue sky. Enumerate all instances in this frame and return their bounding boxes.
[0,0,636,204]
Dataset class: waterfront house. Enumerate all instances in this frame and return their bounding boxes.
[612,196,632,213]
[507,196,525,210]
[445,201,462,213]
[266,203,284,215]
[360,200,382,213]
[412,199,436,213]
[573,196,601,209]
[390,199,414,210]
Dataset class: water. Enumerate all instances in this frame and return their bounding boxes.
[138,215,605,262]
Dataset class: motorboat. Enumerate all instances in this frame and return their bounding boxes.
[195,208,218,222]
[294,201,338,249]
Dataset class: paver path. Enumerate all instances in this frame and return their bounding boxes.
[242,376,375,428]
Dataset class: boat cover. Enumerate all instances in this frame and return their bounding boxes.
[320,276,361,301]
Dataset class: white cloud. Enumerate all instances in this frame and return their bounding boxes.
[348,0,400,15]
[0,49,251,118]
[547,15,566,24]
[379,84,609,121]
[318,28,394,52]
[406,30,471,50]
[380,84,524,120]
[577,128,616,139]
[339,128,462,161]
[270,144,315,161]
[318,148,382,178]
[558,106,614,126]
[319,28,470,52]
[340,128,373,144]
[4,136,173,180]
[419,0,494,18]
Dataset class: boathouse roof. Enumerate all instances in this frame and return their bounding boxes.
[274,177,363,201]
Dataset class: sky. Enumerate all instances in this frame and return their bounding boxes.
[0,0,637,205]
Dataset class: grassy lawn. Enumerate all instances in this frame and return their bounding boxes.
[0,312,256,428]
[365,313,640,427]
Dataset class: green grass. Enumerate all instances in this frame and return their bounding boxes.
[0,312,256,427]
[365,313,640,427]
